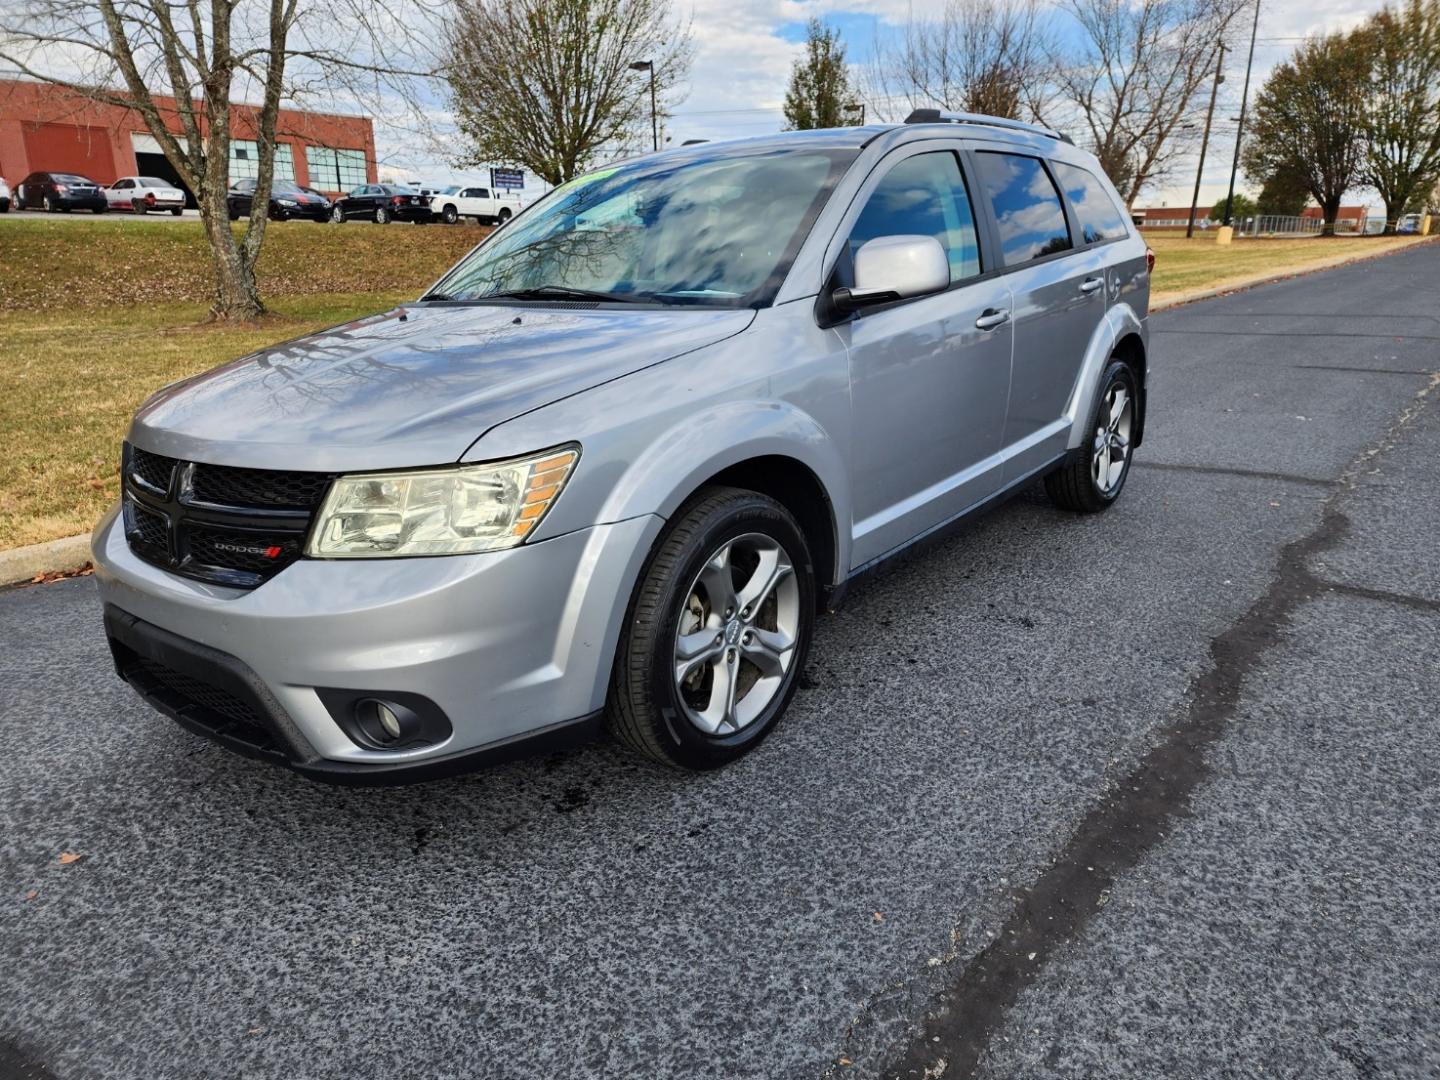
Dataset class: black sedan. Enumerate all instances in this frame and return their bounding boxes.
[328,183,432,224]
[227,179,331,222]
[15,171,108,213]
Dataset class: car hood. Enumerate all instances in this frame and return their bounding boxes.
[129,303,755,471]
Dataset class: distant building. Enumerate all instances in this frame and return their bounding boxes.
[0,77,376,203]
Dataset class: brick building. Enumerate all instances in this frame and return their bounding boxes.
[0,77,376,202]
[1134,203,1370,231]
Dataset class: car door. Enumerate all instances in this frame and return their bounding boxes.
[828,146,1015,568]
[107,178,129,209]
[969,149,1107,481]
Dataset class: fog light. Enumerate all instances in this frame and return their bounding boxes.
[376,702,402,740]
[355,698,421,747]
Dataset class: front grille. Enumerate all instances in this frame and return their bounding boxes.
[191,462,332,510]
[121,653,283,759]
[121,442,333,589]
[131,447,177,491]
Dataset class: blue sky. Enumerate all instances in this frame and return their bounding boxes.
[386,0,1389,207]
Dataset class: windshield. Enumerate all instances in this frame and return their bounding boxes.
[429,148,854,307]
[55,174,91,184]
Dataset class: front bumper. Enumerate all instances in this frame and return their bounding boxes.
[58,195,108,210]
[93,504,663,782]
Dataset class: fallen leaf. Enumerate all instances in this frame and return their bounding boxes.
[872,911,884,922]
[25,890,38,901]
[58,852,83,865]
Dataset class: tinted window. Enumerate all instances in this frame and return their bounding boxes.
[234,179,255,193]
[848,152,981,283]
[974,153,1071,265]
[476,189,490,199]
[54,174,90,184]
[1051,162,1130,244]
[113,179,131,189]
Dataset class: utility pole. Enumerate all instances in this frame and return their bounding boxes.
[630,60,658,151]
[1186,43,1225,239]
[1223,0,1262,226]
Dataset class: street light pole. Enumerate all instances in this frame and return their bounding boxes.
[1223,0,1262,226]
[1186,43,1225,240]
[630,60,658,151]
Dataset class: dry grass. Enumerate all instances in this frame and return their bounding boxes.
[0,215,487,312]
[0,293,410,548]
[1148,234,1428,302]
[0,219,1431,549]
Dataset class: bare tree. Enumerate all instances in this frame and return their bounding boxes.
[1244,31,1368,235]
[443,0,693,187]
[0,0,435,321]
[862,0,1048,122]
[1046,0,1250,205]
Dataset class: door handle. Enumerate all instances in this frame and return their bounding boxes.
[975,308,1010,331]
[1079,277,1104,294]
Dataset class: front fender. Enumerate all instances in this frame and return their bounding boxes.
[1064,301,1147,451]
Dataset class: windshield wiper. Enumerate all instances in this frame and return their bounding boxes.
[481,285,651,304]
[419,291,456,302]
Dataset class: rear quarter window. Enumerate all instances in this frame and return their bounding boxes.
[1051,161,1132,244]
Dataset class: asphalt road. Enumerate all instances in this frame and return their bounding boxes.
[2,244,1438,1080]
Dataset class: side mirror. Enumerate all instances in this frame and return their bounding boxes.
[834,234,949,313]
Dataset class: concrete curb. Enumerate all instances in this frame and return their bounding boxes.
[1151,235,1435,312]
[1,533,93,587]
[2,239,1434,587]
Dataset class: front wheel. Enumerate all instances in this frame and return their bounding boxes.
[1044,359,1139,513]
[608,487,815,770]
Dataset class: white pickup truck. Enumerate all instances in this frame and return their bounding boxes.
[429,185,523,225]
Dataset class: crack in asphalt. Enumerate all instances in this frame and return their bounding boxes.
[873,374,1439,1080]
[1293,364,1438,376]
[1318,580,1440,614]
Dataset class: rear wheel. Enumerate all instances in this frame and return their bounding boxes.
[132,198,146,214]
[374,205,391,224]
[497,207,512,224]
[330,204,345,223]
[608,487,815,770]
[441,204,458,224]
[1044,358,1138,513]
[170,207,182,216]
[42,194,54,212]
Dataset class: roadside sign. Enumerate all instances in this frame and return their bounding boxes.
[491,167,524,191]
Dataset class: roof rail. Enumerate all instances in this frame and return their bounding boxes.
[903,108,1074,145]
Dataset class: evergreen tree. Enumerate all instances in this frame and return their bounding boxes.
[783,19,853,130]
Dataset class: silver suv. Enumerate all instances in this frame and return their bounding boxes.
[94,111,1151,782]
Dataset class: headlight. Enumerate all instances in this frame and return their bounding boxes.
[306,447,578,558]
[278,198,298,207]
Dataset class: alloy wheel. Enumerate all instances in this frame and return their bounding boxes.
[1092,383,1133,494]
[672,532,800,735]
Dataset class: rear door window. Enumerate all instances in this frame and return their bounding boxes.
[973,153,1072,265]
[1050,161,1131,244]
[848,151,982,283]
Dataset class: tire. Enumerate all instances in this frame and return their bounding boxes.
[497,208,512,224]
[1044,358,1139,513]
[330,204,345,223]
[374,206,390,225]
[170,207,182,216]
[42,195,54,212]
[132,199,146,215]
[608,486,815,770]
[92,205,107,214]
[441,204,458,224]
[228,205,240,221]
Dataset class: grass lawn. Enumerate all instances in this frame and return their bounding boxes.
[1146,234,1427,302]
[0,217,1431,549]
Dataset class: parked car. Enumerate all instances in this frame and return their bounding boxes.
[95,110,1152,783]
[429,184,523,225]
[226,178,331,222]
[106,176,186,215]
[328,183,432,224]
[0,176,9,213]
[15,171,108,213]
